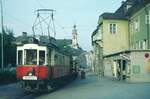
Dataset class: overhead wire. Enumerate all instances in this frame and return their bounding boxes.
[1,11,31,32]
[51,12,56,37]
[35,0,45,9]
[34,0,57,38]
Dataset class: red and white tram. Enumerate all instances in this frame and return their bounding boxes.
[16,37,77,91]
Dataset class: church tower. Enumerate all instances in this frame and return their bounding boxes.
[72,24,78,49]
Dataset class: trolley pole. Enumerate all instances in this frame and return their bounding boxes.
[0,0,4,69]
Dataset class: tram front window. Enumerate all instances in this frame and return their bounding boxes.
[25,49,37,65]
[18,50,23,65]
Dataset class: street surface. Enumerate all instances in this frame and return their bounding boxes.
[36,73,150,99]
[0,83,34,99]
[0,72,150,99]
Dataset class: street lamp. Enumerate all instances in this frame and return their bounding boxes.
[0,0,4,69]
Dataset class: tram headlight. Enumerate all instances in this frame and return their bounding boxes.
[28,72,33,76]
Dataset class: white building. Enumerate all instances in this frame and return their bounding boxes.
[85,51,94,71]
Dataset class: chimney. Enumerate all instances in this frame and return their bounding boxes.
[22,32,27,37]
[122,1,125,5]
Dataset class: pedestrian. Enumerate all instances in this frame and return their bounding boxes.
[117,68,120,80]
[80,68,85,79]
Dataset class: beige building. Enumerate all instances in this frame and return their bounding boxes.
[98,13,129,56]
[92,12,129,77]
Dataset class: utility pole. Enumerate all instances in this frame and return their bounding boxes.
[0,0,4,69]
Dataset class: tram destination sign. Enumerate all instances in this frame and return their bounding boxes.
[23,76,37,80]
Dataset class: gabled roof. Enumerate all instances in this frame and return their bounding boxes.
[99,0,150,21]
[115,0,150,17]
[100,12,127,20]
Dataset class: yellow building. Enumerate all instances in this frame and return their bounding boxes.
[98,13,129,56]
[91,12,129,76]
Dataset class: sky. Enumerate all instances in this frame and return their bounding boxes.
[1,0,123,51]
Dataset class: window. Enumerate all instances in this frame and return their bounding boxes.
[139,41,143,50]
[145,11,150,24]
[109,23,117,34]
[18,50,23,65]
[25,49,37,65]
[136,40,148,50]
[126,4,132,10]
[134,17,140,32]
[135,41,139,49]
[39,50,45,65]
[143,39,147,50]
[145,15,150,24]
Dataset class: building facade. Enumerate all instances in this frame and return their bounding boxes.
[92,0,150,82]
[92,27,104,76]
[98,15,129,55]
[130,3,150,50]
[82,51,94,72]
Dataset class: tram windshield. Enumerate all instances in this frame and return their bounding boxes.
[25,49,37,65]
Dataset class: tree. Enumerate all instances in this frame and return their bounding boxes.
[56,39,72,55]
[0,27,16,68]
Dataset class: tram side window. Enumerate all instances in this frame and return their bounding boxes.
[25,49,37,65]
[39,51,45,65]
[18,50,23,65]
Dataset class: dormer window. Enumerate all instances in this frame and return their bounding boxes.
[126,4,132,10]
[123,2,133,12]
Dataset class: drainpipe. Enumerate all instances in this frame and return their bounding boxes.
[128,18,131,50]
